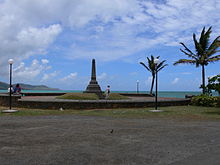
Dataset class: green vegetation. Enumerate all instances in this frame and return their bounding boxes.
[140,55,168,95]
[1,106,220,120]
[19,83,59,90]
[57,93,99,100]
[206,74,220,95]
[191,95,219,107]
[174,26,220,94]
[106,93,129,100]
[0,81,9,90]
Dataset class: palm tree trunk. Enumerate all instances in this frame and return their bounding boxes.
[150,75,155,95]
[202,65,205,94]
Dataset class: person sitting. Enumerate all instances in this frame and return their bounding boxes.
[14,84,21,94]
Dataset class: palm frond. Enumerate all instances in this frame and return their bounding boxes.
[193,33,204,55]
[207,36,220,57]
[140,55,167,74]
[180,42,195,55]
[157,60,167,69]
[207,55,220,62]
[180,48,198,60]
[199,27,212,51]
[157,64,168,72]
[173,59,196,65]
[207,50,220,57]
[140,62,151,72]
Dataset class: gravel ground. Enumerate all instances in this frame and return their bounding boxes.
[0,115,220,165]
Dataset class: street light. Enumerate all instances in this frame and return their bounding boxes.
[2,59,18,113]
[8,59,13,110]
[154,58,159,110]
[136,80,139,94]
[149,58,163,112]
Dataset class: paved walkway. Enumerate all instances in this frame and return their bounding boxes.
[0,115,219,165]
[20,95,187,102]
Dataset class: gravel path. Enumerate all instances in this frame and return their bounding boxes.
[0,115,220,165]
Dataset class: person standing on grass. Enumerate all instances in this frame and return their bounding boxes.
[105,85,110,99]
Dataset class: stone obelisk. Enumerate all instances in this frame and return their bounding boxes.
[84,59,103,98]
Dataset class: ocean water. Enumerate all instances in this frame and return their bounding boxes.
[1,90,218,98]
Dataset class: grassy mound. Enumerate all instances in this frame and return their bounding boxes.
[106,93,129,100]
[57,93,99,100]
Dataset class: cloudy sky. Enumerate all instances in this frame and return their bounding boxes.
[0,0,219,91]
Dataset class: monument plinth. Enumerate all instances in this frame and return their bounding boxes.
[84,59,103,98]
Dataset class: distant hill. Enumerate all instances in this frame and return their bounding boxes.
[0,82,9,90]
[0,81,59,91]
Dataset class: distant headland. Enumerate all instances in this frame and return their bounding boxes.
[0,81,59,91]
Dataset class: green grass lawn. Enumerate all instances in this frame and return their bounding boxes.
[0,106,220,120]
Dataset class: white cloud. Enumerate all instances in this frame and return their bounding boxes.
[13,59,52,83]
[63,0,220,61]
[97,73,107,80]
[0,0,219,72]
[60,72,78,82]
[171,78,180,85]
[181,72,192,75]
[41,71,58,82]
[0,23,61,76]
[0,0,62,76]
[41,59,49,64]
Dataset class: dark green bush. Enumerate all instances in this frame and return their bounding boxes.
[191,95,219,107]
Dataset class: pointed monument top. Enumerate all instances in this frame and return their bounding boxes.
[91,59,96,81]
[84,59,103,98]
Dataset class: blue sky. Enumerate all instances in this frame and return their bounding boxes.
[0,0,219,91]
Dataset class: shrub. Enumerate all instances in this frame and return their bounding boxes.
[191,95,219,107]
[57,93,99,100]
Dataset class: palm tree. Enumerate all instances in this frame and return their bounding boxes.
[140,55,168,95]
[174,27,220,94]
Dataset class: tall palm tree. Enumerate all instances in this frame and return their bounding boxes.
[174,26,220,94]
[140,55,167,95]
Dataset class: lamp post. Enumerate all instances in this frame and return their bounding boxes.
[2,59,18,113]
[149,58,163,112]
[154,58,159,110]
[136,80,139,94]
[8,59,13,110]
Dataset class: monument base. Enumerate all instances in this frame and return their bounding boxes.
[84,86,104,99]
[149,109,163,112]
[2,109,18,113]
[84,83,102,93]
